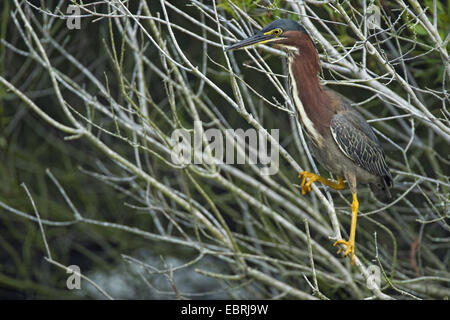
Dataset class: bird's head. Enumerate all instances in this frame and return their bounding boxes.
[225,19,313,53]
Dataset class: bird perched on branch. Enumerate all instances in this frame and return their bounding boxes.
[226,19,392,264]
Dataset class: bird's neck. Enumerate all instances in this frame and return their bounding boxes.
[287,43,333,140]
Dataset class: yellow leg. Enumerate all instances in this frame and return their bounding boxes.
[298,171,345,195]
[333,193,359,265]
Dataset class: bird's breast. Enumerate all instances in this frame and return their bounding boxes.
[287,56,327,147]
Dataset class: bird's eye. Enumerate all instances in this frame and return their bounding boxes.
[272,28,282,36]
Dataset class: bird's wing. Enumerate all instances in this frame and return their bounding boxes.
[330,111,391,180]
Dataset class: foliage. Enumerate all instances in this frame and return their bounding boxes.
[0,0,449,299]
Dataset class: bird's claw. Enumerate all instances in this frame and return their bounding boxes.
[298,171,318,195]
[333,239,355,265]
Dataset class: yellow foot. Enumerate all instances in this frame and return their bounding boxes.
[333,239,355,265]
[298,171,345,195]
[298,171,319,195]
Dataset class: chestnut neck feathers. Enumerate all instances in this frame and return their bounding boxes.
[283,31,334,137]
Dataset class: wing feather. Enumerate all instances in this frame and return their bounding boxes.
[331,111,391,182]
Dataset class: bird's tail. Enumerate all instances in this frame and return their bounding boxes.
[370,175,393,203]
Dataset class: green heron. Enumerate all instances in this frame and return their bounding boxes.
[226,19,392,264]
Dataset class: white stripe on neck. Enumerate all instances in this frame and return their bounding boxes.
[287,55,323,147]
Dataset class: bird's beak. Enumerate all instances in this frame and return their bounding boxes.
[225,32,274,51]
